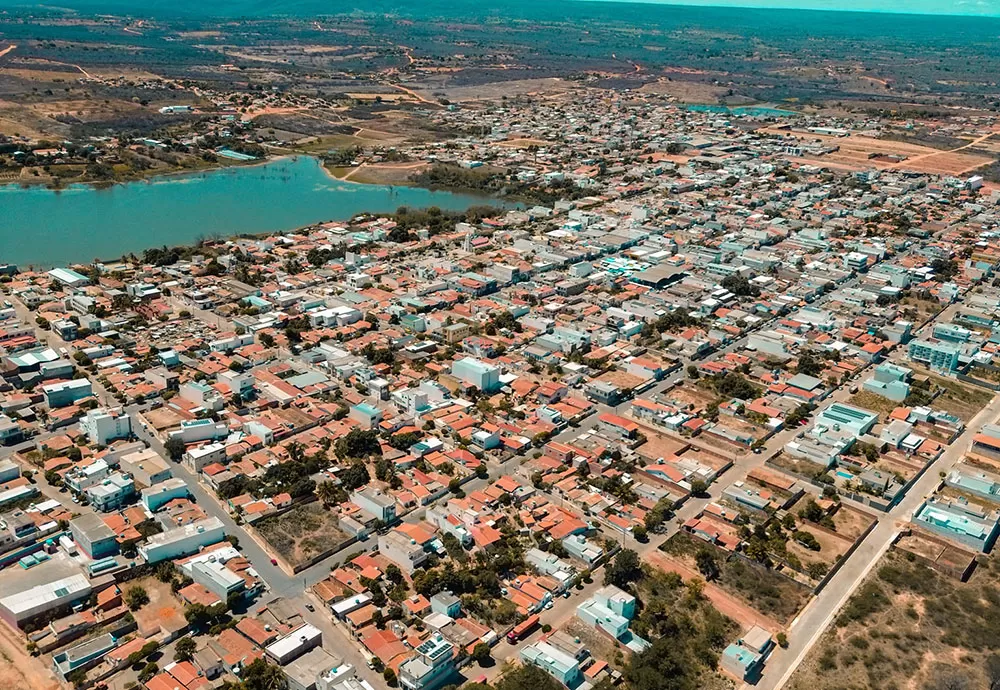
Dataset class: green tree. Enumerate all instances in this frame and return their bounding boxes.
[335,429,382,459]
[164,436,186,460]
[495,665,563,690]
[139,662,159,682]
[174,636,197,662]
[795,349,824,377]
[470,642,492,666]
[124,585,149,610]
[604,549,643,589]
[339,462,371,491]
[316,481,345,505]
[625,636,698,690]
[798,499,825,523]
[794,530,821,551]
[240,658,287,690]
[695,548,720,581]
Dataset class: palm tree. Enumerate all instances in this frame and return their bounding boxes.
[316,481,339,506]
[286,441,305,463]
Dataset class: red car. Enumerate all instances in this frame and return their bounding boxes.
[270,558,278,566]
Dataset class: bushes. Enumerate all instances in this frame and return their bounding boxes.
[837,582,890,626]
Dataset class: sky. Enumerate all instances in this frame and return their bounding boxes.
[580,0,1000,16]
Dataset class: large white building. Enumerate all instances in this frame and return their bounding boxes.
[0,574,91,629]
[120,448,172,487]
[185,442,228,473]
[450,358,500,393]
[138,517,225,563]
[80,408,132,445]
[42,379,93,408]
[266,624,323,665]
[168,419,228,445]
[141,477,190,512]
[399,634,454,690]
[350,489,396,522]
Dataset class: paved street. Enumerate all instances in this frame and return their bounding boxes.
[756,389,1000,690]
[4,267,986,690]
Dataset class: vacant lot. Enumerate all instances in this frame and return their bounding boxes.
[908,365,994,421]
[787,549,1000,690]
[769,451,827,481]
[256,502,348,567]
[791,498,875,543]
[129,576,187,637]
[661,532,812,623]
[848,390,899,420]
[766,127,995,175]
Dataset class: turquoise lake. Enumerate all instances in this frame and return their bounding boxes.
[0,156,494,267]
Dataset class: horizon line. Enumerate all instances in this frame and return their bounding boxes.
[572,0,1000,19]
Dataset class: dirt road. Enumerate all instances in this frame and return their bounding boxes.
[0,620,59,690]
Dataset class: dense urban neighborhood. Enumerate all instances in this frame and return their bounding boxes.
[5,89,1000,690]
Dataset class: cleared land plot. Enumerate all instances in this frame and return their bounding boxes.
[765,127,996,175]
[769,451,826,481]
[128,576,187,636]
[635,431,688,463]
[143,406,190,432]
[660,531,812,624]
[562,618,629,672]
[896,530,978,580]
[333,161,430,185]
[872,452,926,483]
[661,383,718,413]
[848,390,899,420]
[907,365,994,421]
[789,496,875,542]
[256,502,348,567]
[786,548,1000,690]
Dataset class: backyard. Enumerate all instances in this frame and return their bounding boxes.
[255,502,349,568]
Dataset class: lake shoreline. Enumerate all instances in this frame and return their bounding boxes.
[0,156,503,268]
[0,153,286,192]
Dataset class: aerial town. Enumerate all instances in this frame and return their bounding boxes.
[5,88,1000,690]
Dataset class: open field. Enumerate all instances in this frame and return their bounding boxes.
[0,615,58,690]
[648,549,785,632]
[848,390,900,420]
[332,161,430,185]
[766,127,997,175]
[256,502,349,567]
[907,365,994,421]
[660,531,813,624]
[769,451,826,480]
[786,548,1000,690]
[638,77,730,103]
[406,77,579,103]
